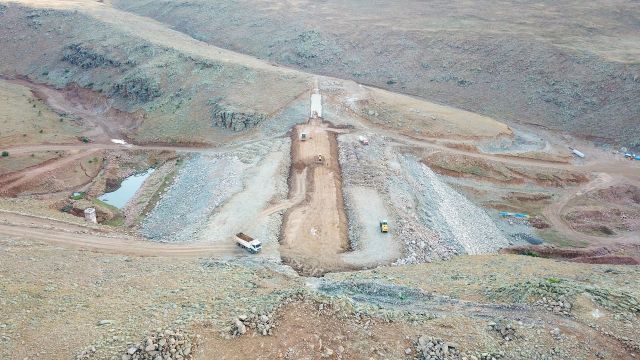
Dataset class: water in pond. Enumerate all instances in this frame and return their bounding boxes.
[98,168,155,209]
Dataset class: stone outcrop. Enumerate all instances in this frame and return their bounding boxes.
[210,102,266,131]
[110,75,161,103]
[62,43,123,69]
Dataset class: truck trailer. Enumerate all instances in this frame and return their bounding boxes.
[235,232,262,253]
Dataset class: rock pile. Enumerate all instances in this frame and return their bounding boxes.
[210,102,266,131]
[121,328,197,360]
[415,336,461,360]
[534,295,572,316]
[232,312,275,336]
[487,321,516,341]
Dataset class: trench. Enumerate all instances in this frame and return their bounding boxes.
[278,116,352,277]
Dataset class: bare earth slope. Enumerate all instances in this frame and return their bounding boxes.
[0,2,310,145]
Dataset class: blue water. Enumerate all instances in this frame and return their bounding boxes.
[98,168,155,209]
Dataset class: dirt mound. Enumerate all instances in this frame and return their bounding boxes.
[502,244,640,265]
[422,152,588,187]
[562,184,640,236]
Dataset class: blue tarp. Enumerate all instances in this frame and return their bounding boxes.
[499,211,530,219]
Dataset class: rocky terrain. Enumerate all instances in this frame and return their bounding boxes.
[0,3,309,145]
[0,1,639,359]
[115,0,640,148]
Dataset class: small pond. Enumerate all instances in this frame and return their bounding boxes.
[98,168,155,209]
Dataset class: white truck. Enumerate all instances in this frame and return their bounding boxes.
[358,136,369,145]
[569,147,585,158]
[235,232,262,254]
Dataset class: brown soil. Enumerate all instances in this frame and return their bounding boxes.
[0,148,103,196]
[194,301,414,360]
[562,184,640,237]
[502,244,640,265]
[9,77,144,143]
[422,152,588,187]
[279,118,350,276]
[0,211,241,257]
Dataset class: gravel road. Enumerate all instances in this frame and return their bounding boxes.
[341,186,400,266]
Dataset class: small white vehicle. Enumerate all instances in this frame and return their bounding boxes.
[235,232,262,254]
[358,136,369,145]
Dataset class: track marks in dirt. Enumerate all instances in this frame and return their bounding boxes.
[279,118,350,275]
[0,149,102,196]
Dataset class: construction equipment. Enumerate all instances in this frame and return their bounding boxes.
[235,232,262,254]
[379,220,389,233]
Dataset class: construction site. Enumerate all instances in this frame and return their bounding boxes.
[0,1,640,359]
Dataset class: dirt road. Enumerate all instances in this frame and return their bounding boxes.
[543,173,640,245]
[341,186,400,266]
[4,77,142,143]
[0,148,102,196]
[0,211,241,257]
[279,118,350,275]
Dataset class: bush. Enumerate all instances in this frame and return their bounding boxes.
[521,250,540,257]
[81,136,90,143]
[70,192,85,200]
[1,151,9,157]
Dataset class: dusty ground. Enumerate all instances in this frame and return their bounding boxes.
[0,78,83,146]
[280,118,350,276]
[562,183,640,237]
[0,1,639,359]
[1,225,639,360]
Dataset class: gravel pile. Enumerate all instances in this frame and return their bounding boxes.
[388,175,455,265]
[399,155,509,255]
[141,154,244,242]
[414,336,462,360]
[338,134,390,251]
[338,135,509,265]
[122,328,198,360]
[534,295,572,316]
[487,320,516,341]
[232,312,275,336]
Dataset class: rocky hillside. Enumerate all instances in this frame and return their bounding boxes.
[114,0,640,147]
[0,4,309,144]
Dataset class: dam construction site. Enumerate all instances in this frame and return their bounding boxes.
[0,1,639,359]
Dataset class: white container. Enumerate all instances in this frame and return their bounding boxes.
[571,149,585,158]
[84,207,97,224]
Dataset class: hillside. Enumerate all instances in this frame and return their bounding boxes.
[114,0,640,147]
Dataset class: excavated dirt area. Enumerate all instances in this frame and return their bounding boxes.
[5,77,145,143]
[1,1,640,358]
[562,184,640,237]
[279,118,351,276]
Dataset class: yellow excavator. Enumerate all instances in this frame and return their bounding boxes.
[379,220,389,233]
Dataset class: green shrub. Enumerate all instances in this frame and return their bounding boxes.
[521,250,540,257]
[1,151,9,157]
[70,192,85,200]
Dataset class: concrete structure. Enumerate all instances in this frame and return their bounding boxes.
[84,207,97,224]
[310,93,322,118]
